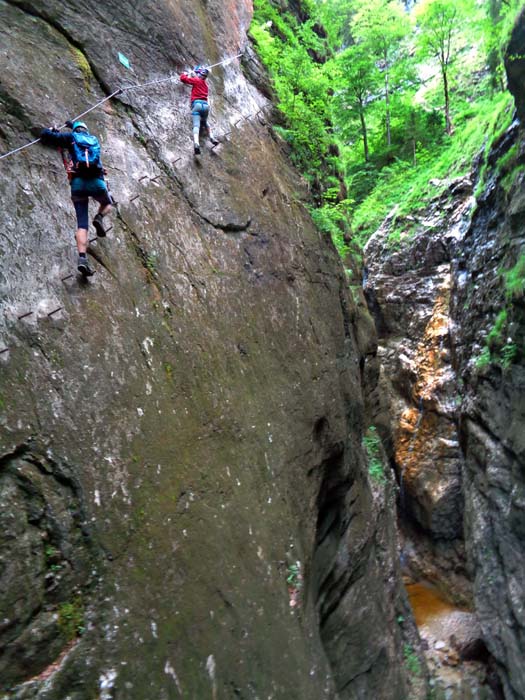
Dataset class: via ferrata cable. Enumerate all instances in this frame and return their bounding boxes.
[0,52,243,162]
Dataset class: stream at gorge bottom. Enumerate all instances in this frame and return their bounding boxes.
[406,582,498,700]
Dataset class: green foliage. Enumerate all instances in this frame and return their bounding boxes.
[57,597,85,640]
[503,255,525,301]
[502,165,525,194]
[501,343,518,369]
[44,544,63,573]
[475,346,491,370]
[353,92,513,242]
[250,0,522,255]
[286,562,302,587]
[250,1,334,190]
[363,425,386,484]
[403,644,422,677]
[484,0,525,91]
[146,253,158,273]
[309,199,352,256]
[487,309,508,349]
[475,251,525,368]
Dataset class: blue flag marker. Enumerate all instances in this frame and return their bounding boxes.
[118,52,131,70]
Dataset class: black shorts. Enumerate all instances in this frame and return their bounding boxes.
[71,189,112,229]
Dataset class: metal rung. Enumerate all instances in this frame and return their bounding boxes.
[47,307,63,317]
[0,347,8,355]
[150,176,161,182]
[130,194,140,202]
[173,157,182,164]
[105,225,113,233]
[18,311,33,320]
[138,175,149,181]
[89,237,98,243]
[61,274,73,282]
[234,120,242,126]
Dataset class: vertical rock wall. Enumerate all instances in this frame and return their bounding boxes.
[364,183,473,602]
[364,8,525,698]
[0,1,418,698]
[450,11,525,697]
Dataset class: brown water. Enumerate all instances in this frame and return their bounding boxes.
[406,582,492,699]
[407,581,458,629]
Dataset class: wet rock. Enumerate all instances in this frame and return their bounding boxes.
[505,7,525,122]
[364,178,473,593]
[448,12,525,698]
[0,1,420,698]
[0,446,96,691]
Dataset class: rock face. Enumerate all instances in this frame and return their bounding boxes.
[364,182,473,603]
[450,14,525,698]
[0,1,419,698]
[505,7,525,122]
[364,10,525,699]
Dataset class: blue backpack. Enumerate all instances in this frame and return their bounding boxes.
[71,131,101,175]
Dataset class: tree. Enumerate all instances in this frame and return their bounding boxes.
[316,0,359,50]
[415,0,471,134]
[333,45,381,162]
[351,0,410,146]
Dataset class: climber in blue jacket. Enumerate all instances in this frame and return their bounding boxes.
[40,121,112,277]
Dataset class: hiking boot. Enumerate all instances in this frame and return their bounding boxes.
[93,213,106,237]
[209,136,219,146]
[77,256,94,277]
[194,144,201,156]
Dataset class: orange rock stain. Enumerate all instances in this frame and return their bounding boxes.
[395,275,452,489]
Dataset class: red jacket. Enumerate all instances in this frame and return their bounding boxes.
[180,74,209,104]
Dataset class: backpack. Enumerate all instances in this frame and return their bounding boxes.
[71,131,101,176]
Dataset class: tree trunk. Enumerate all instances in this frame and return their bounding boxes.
[385,70,391,146]
[443,66,452,135]
[359,102,369,162]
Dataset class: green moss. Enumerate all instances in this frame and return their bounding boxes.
[503,254,525,301]
[501,343,518,369]
[497,143,519,173]
[502,165,525,194]
[487,309,508,349]
[70,47,93,90]
[475,346,491,369]
[403,644,422,677]
[57,597,85,640]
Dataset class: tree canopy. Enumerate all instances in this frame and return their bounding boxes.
[250,0,523,251]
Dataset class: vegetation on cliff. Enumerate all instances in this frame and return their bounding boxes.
[250,0,523,253]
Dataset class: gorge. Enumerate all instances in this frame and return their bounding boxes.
[0,1,524,699]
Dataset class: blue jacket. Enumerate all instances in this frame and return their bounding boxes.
[40,128,106,194]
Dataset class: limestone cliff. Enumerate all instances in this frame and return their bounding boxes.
[0,1,419,698]
[452,10,525,698]
[364,8,525,699]
[364,176,473,603]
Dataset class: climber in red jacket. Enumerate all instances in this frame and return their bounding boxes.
[180,66,219,156]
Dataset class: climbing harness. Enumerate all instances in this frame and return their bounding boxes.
[0,54,243,162]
